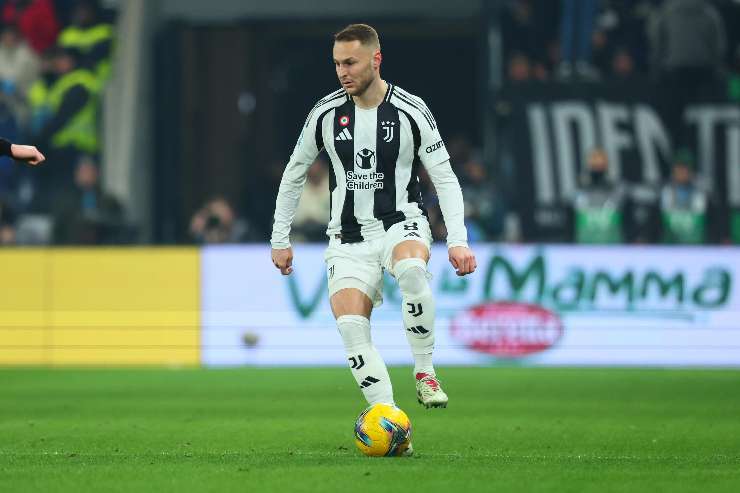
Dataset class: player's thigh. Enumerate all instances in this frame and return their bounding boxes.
[325,239,384,315]
[383,216,432,273]
[329,288,373,318]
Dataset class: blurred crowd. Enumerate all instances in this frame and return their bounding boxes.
[0,0,123,245]
[191,0,739,247]
[502,0,739,86]
[1,0,738,247]
[496,0,740,245]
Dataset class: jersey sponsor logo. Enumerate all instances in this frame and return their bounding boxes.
[381,120,396,143]
[339,115,350,126]
[335,128,353,141]
[355,148,376,169]
[425,140,444,154]
[346,170,384,190]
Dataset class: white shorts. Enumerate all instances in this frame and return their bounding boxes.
[324,216,432,307]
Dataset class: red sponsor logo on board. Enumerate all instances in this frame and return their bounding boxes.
[449,302,563,357]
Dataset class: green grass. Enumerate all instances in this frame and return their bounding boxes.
[1,367,739,492]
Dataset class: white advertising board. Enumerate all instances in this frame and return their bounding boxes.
[201,244,740,367]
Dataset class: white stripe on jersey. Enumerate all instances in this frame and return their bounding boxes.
[352,106,379,239]
[395,110,416,212]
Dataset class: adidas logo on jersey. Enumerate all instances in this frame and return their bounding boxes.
[335,128,353,141]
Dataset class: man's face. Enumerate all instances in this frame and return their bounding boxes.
[588,151,608,172]
[75,161,98,189]
[0,28,18,48]
[672,164,692,185]
[53,55,74,74]
[333,40,378,96]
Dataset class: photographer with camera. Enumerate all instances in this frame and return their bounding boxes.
[189,195,258,244]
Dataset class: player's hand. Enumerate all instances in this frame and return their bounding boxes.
[11,144,45,165]
[271,247,294,275]
[448,246,476,276]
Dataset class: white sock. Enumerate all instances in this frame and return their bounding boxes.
[394,258,436,377]
[336,315,394,405]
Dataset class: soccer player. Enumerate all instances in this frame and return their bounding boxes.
[0,138,45,165]
[271,24,476,411]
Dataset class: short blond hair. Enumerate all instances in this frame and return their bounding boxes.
[334,24,380,50]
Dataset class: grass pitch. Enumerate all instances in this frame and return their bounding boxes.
[1,367,739,492]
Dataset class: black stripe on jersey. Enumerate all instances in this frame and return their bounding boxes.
[333,100,363,243]
[395,87,437,129]
[325,111,337,217]
[305,91,348,128]
[397,108,426,216]
[384,83,394,102]
[314,106,334,151]
[374,100,405,230]
[399,89,437,128]
[311,88,344,112]
[394,90,435,130]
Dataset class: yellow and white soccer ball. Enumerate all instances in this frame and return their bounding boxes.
[354,403,412,457]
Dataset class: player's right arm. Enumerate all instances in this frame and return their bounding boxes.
[270,106,323,275]
[0,138,45,165]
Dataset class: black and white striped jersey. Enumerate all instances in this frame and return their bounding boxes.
[272,82,460,247]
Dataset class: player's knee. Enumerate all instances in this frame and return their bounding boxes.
[394,258,430,299]
[336,314,372,351]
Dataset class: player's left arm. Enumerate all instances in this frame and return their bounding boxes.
[426,160,476,276]
[415,103,476,277]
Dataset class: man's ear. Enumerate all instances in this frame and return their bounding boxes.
[373,50,382,69]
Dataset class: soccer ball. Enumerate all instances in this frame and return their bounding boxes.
[353,403,412,457]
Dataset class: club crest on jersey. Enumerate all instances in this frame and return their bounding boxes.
[339,115,350,126]
[381,120,396,143]
[355,148,376,169]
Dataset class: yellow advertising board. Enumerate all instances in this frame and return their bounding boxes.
[0,248,200,366]
[0,250,48,364]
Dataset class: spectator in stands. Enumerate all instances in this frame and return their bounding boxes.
[460,159,506,242]
[190,196,257,244]
[592,0,653,74]
[507,51,547,82]
[32,46,98,208]
[558,0,600,79]
[1,0,60,55]
[0,24,40,100]
[729,46,740,103]
[0,102,22,200]
[292,157,330,242]
[611,46,637,81]
[660,149,711,244]
[507,51,531,82]
[650,0,726,79]
[571,148,628,244]
[52,155,123,244]
[26,49,55,135]
[501,0,555,79]
[416,167,445,242]
[0,198,18,245]
[650,0,726,147]
[58,0,114,83]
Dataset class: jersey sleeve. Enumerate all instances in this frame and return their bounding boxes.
[0,138,12,156]
[426,159,468,248]
[270,110,323,249]
[416,101,450,169]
